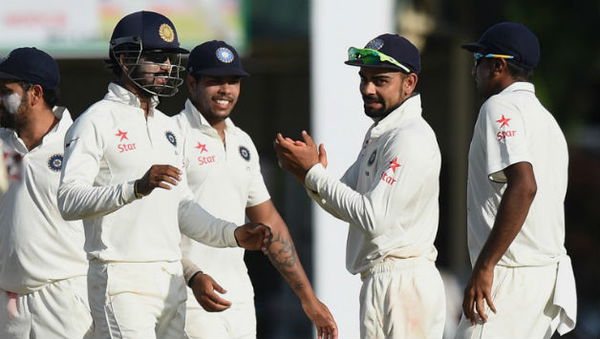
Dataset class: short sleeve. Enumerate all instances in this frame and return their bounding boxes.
[480,97,531,182]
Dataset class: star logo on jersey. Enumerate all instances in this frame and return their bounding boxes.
[496,114,511,128]
[388,157,401,173]
[115,129,128,142]
[195,142,208,153]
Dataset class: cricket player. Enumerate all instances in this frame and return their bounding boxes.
[57,11,270,339]
[173,40,337,339]
[455,22,577,338]
[0,47,92,338]
[275,34,446,339]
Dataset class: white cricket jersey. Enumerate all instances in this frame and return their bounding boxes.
[174,99,270,302]
[305,94,441,274]
[58,83,238,263]
[0,107,88,294]
[467,82,569,267]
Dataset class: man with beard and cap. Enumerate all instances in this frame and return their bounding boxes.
[0,47,92,338]
[274,33,446,339]
[455,21,577,339]
[173,40,337,339]
[57,11,271,339]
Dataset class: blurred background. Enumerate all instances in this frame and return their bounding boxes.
[1,0,598,338]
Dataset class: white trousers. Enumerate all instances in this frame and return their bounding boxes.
[185,288,256,339]
[360,257,446,339]
[0,275,92,339]
[454,264,562,339]
[88,261,188,339]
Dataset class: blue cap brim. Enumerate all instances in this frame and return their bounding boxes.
[190,67,249,77]
[0,71,23,82]
[461,42,487,52]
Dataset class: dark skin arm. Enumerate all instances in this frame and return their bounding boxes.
[246,200,338,339]
[462,162,537,324]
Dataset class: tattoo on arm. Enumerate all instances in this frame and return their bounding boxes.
[265,231,306,292]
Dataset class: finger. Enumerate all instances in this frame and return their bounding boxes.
[163,167,182,181]
[201,297,231,312]
[159,175,179,186]
[206,292,233,308]
[211,280,227,294]
[301,130,316,147]
[463,290,475,324]
[475,294,487,322]
[317,326,323,339]
[331,325,339,339]
[318,143,328,167]
[157,182,173,190]
[485,293,496,314]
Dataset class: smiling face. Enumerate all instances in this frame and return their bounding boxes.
[187,75,241,125]
[358,66,417,118]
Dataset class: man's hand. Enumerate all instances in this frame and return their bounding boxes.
[234,223,272,251]
[189,272,232,312]
[462,265,497,324]
[274,130,327,183]
[135,164,181,196]
[302,298,338,339]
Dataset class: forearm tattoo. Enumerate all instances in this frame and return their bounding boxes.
[266,231,306,292]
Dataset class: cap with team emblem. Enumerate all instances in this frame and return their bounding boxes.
[461,22,540,70]
[110,11,189,54]
[0,47,60,89]
[345,33,421,74]
[187,40,249,77]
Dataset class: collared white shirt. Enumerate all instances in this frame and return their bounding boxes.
[305,94,441,274]
[0,107,88,294]
[467,82,569,266]
[174,99,270,302]
[58,83,238,263]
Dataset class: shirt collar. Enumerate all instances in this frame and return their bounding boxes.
[369,93,423,138]
[183,99,237,135]
[105,82,160,111]
[499,81,535,94]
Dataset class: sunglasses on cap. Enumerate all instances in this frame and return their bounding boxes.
[347,47,411,73]
[473,52,514,66]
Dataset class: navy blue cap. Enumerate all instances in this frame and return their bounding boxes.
[462,22,540,69]
[345,33,421,74]
[110,11,189,54]
[187,40,249,77]
[0,47,60,89]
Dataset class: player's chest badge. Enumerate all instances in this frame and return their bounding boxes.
[165,131,177,147]
[239,146,250,161]
[48,154,63,172]
[367,150,377,166]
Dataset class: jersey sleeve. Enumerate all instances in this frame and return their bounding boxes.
[305,132,439,237]
[245,136,270,207]
[177,177,239,248]
[57,115,137,220]
[480,97,531,182]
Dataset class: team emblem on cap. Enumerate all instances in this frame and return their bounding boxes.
[367,150,377,166]
[48,154,63,172]
[216,47,234,63]
[365,38,384,50]
[165,131,177,147]
[159,23,175,43]
[239,146,250,161]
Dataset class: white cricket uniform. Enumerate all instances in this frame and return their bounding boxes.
[58,83,240,339]
[305,94,445,339]
[456,82,577,339]
[174,99,270,339]
[0,107,92,339]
